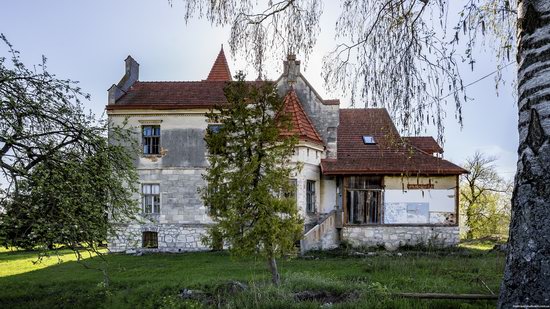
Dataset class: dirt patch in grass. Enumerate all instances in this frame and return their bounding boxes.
[293,290,360,304]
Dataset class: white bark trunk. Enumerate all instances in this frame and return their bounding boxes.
[498,1,550,308]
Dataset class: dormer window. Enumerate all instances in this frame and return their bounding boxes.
[362,135,376,144]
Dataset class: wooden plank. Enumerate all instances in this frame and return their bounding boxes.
[394,293,498,300]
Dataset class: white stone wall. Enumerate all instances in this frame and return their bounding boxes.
[291,145,323,225]
[108,223,211,253]
[342,226,460,249]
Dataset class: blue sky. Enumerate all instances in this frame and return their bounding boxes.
[1,0,518,180]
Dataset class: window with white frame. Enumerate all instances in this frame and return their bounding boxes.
[142,125,160,154]
[142,184,160,214]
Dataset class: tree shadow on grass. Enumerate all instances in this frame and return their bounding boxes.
[0,248,505,309]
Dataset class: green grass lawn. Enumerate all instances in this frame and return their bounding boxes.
[0,243,505,308]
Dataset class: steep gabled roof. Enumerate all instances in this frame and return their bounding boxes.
[279,89,324,146]
[206,46,232,81]
[320,108,467,175]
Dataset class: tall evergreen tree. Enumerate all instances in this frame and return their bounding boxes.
[200,73,303,285]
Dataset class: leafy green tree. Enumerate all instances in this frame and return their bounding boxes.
[0,134,140,260]
[0,34,139,274]
[200,73,302,285]
[460,152,511,240]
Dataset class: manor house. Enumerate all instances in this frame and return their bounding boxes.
[106,48,467,253]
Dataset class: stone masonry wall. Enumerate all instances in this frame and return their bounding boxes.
[109,223,210,253]
[139,168,211,224]
[342,226,460,249]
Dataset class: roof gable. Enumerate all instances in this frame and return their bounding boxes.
[280,89,324,146]
[206,46,232,81]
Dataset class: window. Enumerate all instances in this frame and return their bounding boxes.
[362,135,376,144]
[208,124,222,134]
[143,125,160,154]
[285,179,297,200]
[306,180,316,213]
[142,184,160,214]
[345,176,383,224]
[346,190,382,224]
[207,124,224,155]
[142,231,158,248]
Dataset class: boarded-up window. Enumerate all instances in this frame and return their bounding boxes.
[345,176,383,224]
[142,231,158,248]
[346,190,382,224]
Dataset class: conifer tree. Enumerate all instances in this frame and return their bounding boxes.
[200,73,302,285]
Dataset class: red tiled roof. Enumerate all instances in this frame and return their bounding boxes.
[404,136,444,154]
[280,89,324,146]
[320,109,467,175]
[206,46,232,81]
[106,81,230,110]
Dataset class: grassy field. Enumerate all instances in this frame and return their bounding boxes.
[0,243,505,308]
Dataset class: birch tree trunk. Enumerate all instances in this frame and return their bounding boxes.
[498,1,550,307]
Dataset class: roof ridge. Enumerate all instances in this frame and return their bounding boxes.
[137,80,231,83]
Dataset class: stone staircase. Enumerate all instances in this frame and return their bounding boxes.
[300,210,340,254]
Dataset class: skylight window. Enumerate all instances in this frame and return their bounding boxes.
[362,135,376,144]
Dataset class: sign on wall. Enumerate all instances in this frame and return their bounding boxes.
[383,189,455,224]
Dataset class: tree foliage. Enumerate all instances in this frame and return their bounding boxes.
[0,35,139,263]
[173,0,515,143]
[200,73,302,285]
[0,131,140,255]
[460,152,511,239]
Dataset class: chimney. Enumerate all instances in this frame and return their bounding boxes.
[108,55,139,104]
[283,54,300,84]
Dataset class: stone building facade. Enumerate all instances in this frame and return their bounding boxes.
[106,48,467,253]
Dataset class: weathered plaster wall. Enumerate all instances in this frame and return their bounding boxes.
[383,175,458,225]
[384,175,457,190]
[320,175,337,213]
[293,159,321,226]
[342,226,460,249]
[110,113,210,169]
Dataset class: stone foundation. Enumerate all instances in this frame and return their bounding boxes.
[342,225,460,249]
[109,223,211,253]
